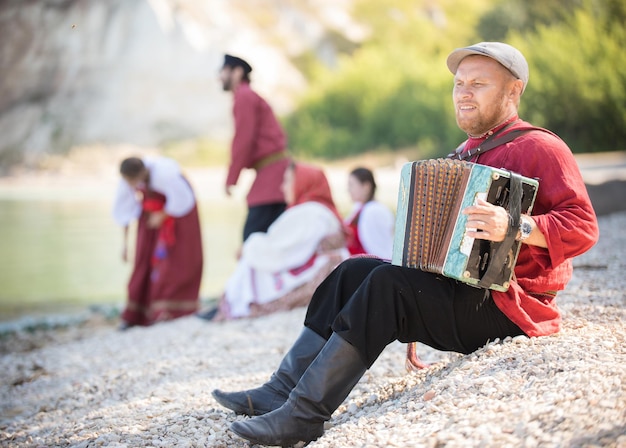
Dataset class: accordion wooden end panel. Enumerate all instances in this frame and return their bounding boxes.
[392,159,539,291]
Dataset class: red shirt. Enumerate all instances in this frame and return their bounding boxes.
[227,82,287,206]
[466,117,599,337]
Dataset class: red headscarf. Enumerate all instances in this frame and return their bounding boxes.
[291,163,342,223]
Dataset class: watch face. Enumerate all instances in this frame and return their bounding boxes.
[521,219,532,239]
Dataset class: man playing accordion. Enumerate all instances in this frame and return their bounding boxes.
[213,42,600,447]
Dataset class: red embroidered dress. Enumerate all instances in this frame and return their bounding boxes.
[113,157,203,326]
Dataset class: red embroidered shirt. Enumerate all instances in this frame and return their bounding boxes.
[467,117,599,337]
[227,82,287,206]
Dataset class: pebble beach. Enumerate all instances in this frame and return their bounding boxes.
[2,150,626,448]
[1,208,625,447]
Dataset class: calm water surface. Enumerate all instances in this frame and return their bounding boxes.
[0,195,243,322]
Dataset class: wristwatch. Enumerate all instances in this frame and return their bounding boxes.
[517,215,533,242]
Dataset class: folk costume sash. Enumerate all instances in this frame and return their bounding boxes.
[140,190,175,266]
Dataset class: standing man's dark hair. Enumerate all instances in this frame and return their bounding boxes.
[222,54,252,83]
[219,53,290,242]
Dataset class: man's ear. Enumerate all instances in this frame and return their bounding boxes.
[232,65,244,82]
[506,79,523,105]
[511,79,524,98]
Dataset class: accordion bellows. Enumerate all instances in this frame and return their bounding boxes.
[392,159,539,291]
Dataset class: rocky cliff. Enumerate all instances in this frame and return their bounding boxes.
[0,0,365,170]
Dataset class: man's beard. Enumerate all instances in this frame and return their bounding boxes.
[457,96,509,136]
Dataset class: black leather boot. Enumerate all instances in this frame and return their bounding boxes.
[212,327,326,416]
[230,333,367,446]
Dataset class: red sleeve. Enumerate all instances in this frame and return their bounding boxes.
[523,133,598,270]
[226,85,259,187]
[482,129,599,272]
[482,126,599,337]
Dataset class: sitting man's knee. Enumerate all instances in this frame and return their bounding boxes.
[341,256,386,272]
[368,263,398,282]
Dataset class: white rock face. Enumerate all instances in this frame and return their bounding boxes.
[0,0,365,167]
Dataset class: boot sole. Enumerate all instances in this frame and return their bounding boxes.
[230,422,321,447]
[212,390,271,416]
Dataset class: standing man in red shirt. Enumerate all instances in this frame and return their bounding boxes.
[220,54,290,241]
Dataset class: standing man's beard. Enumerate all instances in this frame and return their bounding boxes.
[222,78,232,92]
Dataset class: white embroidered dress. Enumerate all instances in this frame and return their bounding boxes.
[223,202,348,318]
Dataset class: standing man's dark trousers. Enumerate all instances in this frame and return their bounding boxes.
[243,202,286,241]
[305,257,525,368]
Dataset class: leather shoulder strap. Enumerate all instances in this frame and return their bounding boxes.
[450,126,555,161]
[479,126,556,152]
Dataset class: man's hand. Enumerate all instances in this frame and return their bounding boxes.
[462,198,510,242]
[225,184,233,197]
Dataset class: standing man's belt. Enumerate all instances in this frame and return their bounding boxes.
[252,151,289,171]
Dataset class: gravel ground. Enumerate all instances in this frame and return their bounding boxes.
[1,211,625,448]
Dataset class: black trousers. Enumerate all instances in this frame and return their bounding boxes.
[304,257,524,368]
[243,202,287,241]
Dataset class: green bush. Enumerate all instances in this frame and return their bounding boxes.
[513,8,626,152]
[283,0,626,159]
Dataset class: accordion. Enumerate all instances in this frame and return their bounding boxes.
[391,159,539,291]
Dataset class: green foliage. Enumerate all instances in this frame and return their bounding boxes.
[285,0,490,160]
[283,0,626,159]
[512,4,626,152]
[477,0,588,41]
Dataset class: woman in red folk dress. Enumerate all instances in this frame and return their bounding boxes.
[112,156,203,328]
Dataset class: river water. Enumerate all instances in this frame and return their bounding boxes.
[0,169,246,323]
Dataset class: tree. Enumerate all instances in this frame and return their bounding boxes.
[283,0,626,159]
[284,0,493,159]
[510,4,626,152]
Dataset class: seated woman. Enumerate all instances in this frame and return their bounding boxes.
[343,167,395,260]
[206,161,348,321]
